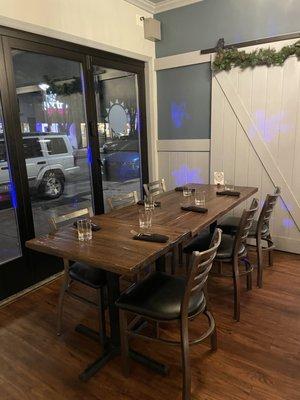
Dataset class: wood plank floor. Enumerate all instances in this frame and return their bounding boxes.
[0,251,299,400]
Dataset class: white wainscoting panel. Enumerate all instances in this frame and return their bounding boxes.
[211,43,300,254]
[157,139,210,189]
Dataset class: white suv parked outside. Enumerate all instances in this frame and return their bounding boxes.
[0,134,79,199]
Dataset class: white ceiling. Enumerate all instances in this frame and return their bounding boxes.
[125,0,202,14]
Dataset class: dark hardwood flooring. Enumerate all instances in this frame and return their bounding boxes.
[0,250,299,400]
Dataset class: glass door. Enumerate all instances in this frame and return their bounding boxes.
[91,60,148,212]
[7,45,95,238]
[0,32,148,300]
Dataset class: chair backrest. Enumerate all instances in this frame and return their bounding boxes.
[107,191,138,211]
[181,228,222,318]
[256,187,280,236]
[143,179,166,197]
[233,198,259,257]
[49,208,92,231]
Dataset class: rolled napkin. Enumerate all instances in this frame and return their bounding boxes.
[181,205,208,213]
[137,200,161,207]
[175,186,196,192]
[216,190,240,197]
[133,233,169,243]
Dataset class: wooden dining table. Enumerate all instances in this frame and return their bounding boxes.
[25,183,257,380]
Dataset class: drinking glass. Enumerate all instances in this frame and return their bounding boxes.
[195,189,206,207]
[183,186,192,197]
[77,218,92,241]
[225,180,235,191]
[144,195,155,212]
[139,210,152,230]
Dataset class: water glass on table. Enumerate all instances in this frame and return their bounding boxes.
[139,209,152,231]
[225,180,235,191]
[144,195,155,212]
[194,189,206,207]
[183,185,192,197]
[77,218,92,241]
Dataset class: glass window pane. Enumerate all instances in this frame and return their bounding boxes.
[12,50,93,236]
[46,138,68,155]
[93,66,142,211]
[0,98,22,264]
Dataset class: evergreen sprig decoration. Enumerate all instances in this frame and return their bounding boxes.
[43,75,82,95]
[213,40,300,72]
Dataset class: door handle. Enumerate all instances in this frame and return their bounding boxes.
[37,161,46,165]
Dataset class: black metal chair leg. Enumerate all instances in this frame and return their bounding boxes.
[180,317,191,400]
[119,309,130,377]
[256,236,264,288]
[57,260,70,336]
[267,235,274,266]
[232,258,241,321]
[243,257,252,291]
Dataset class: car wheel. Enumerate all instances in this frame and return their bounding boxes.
[39,171,65,199]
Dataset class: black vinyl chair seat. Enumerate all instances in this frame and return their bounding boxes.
[183,230,213,254]
[218,216,269,238]
[116,272,205,321]
[184,232,245,260]
[69,262,107,289]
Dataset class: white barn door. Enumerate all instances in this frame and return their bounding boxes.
[211,40,300,254]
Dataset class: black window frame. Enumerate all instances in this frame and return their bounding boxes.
[0,24,149,301]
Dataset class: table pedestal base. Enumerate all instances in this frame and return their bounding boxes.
[76,323,169,380]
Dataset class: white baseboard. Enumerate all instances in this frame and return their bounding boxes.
[273,236,300,254]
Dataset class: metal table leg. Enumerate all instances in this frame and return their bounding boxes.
[78,271,169,380]
[78,271,120,380]
[155,254,166,272]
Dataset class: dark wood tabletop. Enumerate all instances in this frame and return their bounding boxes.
[25,215,190,276]
[108,184,258,236]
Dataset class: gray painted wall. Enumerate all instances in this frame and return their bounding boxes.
[156,0,300,140]
[157,63,211,139]
[156,0,300,57]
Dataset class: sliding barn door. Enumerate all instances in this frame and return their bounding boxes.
[211,39,300,254]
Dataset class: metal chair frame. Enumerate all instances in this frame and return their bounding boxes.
[107,191,138,211]
[143,178,166,197]
[214,198,259,321]
[50,209,107,348]
[118,229,222,400]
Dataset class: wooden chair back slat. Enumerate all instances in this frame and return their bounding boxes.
[233,198,259,257]
[181,229,222,317]
[49,208,92,231]
[107,191,138,211]
[143,179,166,197]
[257,187,280,236]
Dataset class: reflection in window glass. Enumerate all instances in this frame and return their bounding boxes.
[12,50,93,237]
[46,138,68,155]
[23,138,43,158]
[93,66,142,211]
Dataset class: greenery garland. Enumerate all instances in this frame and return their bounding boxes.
[213,40,300,72]
[43,75,82,95]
